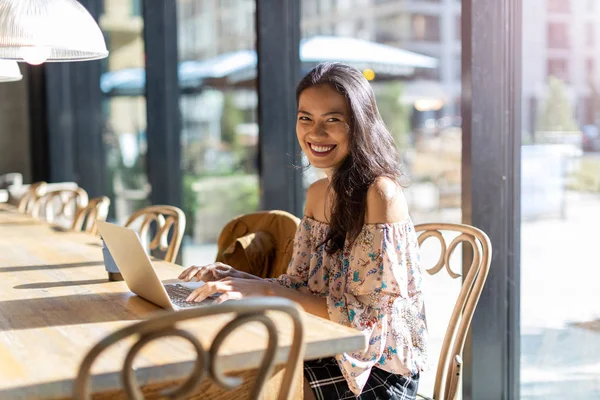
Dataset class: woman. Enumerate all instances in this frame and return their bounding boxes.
[179,62,428,400]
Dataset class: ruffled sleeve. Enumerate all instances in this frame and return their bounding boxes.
[267,218,315,294]
[326,220,427,395]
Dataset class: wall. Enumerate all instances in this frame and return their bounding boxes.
[0,65,31,182]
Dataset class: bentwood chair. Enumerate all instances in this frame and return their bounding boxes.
[125,205,186,263]
[72,196,111,235]
[0,172,22,189]
[32,187,89,225]
[17,181,47,215]
[215,210,300,279]
[73,297,305,400]
[414,223,492,400]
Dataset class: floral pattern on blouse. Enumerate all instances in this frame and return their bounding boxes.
[272,216,428,395]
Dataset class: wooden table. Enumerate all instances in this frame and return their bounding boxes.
[0,205,366,399]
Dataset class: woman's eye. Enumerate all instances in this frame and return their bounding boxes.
[298,116,311,121]
[327,118,340,122]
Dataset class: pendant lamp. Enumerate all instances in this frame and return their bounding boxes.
[0,0,108,65]
[0,60,22,82]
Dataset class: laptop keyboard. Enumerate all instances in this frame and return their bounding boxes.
[164,284,200,308]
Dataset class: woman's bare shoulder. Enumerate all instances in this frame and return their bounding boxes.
[304,178,329,218]
[364,177,409,224]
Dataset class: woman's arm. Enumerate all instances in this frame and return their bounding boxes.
[183,276,330,319]
[267,282,329,319]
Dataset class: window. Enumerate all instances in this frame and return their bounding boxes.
[131,0,141,16]
[375,15,404,43]
[177,0,259,263]
[522,1,600,397]
[586,58,595,82]
[586,23,595,47]
[100,0,149,220]
[301,1,462,396]
[547,22,569,49]
[547,0,570,13]
[547,58,569,82]
[412,14,441,42]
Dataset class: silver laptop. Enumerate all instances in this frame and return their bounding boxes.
[97,220,212,311]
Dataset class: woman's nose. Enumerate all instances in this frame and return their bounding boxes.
[314,122,327,136]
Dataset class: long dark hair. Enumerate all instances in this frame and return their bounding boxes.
[296,62,405,254]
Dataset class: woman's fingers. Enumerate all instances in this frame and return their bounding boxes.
[213,291,242,304]
[179,263,235,282]
[180,265,209,282]
[178,266,195,280]
[187,281,232,303]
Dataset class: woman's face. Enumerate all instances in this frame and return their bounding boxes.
[296,84,351,173]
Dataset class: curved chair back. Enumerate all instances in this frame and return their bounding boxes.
[17,181,47,215]
[414,223,491,400]
[72,197,111,235]
[73,297,305,400]
[216,210,300,278]
[0,172,22,189]
[32,188,89,224]
[125,205,186,263]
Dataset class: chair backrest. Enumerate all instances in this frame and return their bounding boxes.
[17,181,47,214]
[216,210,300,279]
[73,297,305,400]
[72,197,111,235]
[124,205,186,263]
[32,188,89,223]
[0,172,22,189]
[414,223,492,400]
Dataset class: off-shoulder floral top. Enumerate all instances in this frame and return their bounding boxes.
[271,216,428,395]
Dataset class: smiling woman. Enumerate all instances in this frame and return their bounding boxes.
[181,63,426,400]
[295,62,406,255]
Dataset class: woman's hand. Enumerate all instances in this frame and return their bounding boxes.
[185,278,272,303]
[178,262,242,283]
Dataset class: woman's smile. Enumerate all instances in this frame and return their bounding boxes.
[307,142,337,157]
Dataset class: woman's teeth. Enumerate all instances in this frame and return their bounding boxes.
[311,144,335,153]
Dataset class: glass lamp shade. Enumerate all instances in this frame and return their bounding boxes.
[0,59,22,82]
[0,0,108,64]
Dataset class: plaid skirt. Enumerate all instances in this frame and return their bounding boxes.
[304,357,419,400]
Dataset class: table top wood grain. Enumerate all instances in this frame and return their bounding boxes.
[0,204,366,399]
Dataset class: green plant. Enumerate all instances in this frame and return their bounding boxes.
[220,92,244,147]
[537,76,578,132]
[182,174,199,237]
[374,82,410,149]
